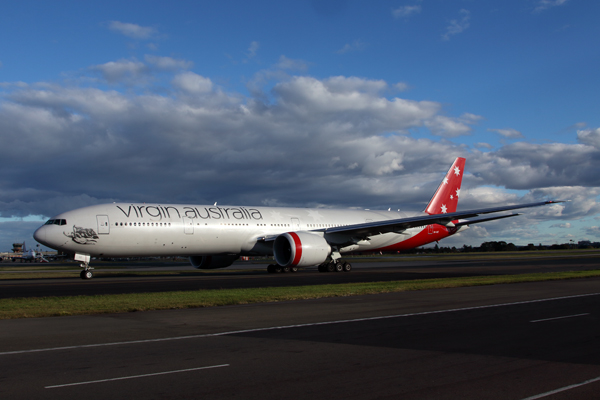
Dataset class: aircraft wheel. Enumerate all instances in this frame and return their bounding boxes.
[80,270,93,280]
[290,267,298,273]
[342,262,352,272]
[267,264,276,273]
[326,262,335,273]
[282,266,290,273]
[334,262,343,272]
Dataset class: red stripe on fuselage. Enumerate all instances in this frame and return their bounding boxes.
[289,232,302,266]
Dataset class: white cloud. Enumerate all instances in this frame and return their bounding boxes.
[244,41,260,62]
[172,71,213,93]
[245,56,308,97]
[425,113,482,138]
[584,226,600,236]
[550,222,571,228]
[577,128,600,149]
[392,5,422,19]
[475,142,493,150]
[534,0,570,13]
[336,40,367,54]
[145,55,193,70]
[442,9,470,41]
[108,21,157,39]
[488,128,524,139]
[90,59,148,84]
[275,55,308,71]
[272,76,440,135]
[362,151,404,176]
[394,82,409,92]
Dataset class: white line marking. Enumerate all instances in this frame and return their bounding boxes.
[2,291,599,357]
[45,364,229,389]
[530,313,590,323]
[521,376,600,399]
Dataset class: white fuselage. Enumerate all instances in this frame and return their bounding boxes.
[34,202,438,258]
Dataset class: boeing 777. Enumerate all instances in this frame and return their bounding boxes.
[33,157,562,279]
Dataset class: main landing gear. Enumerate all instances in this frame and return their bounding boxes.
[317,259,352,273]
[267,264,299,273]
[266,260,352,273]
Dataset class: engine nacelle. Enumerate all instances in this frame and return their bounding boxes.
[273,232,331,267]
[189,255,239,269]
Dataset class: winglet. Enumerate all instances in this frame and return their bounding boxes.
[425,157,466,215]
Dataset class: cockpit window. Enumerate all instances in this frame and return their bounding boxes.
[44,219,67,226]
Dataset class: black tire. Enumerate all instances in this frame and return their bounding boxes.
[342,262,352,272]
[326,262,335,273]
[80,270,93,279]
[290,266,298,272]
[334,262,343,272]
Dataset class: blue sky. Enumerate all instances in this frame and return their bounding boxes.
[1,0,599,252]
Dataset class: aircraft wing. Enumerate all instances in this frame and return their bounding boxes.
[323,200,563,238]
[453,213,522,227]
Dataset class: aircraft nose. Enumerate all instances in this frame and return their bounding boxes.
[33,226,47,246]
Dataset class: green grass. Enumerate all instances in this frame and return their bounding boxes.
[2,269,600,319]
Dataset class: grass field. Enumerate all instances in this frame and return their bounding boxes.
[1,269,599,320]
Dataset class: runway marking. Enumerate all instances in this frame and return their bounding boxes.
[521,375,600,399]
[530,313,590,323]
[2,291,599,357]
[45,364,229,389]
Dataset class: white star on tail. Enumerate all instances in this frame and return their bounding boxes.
[454,166,461,176]
[443,177,449,185]
[456,188,461,198]
[441,204,448,213]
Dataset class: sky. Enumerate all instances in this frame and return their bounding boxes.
[1,0,600,252]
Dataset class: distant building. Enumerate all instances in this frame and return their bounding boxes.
[12,243,23,253]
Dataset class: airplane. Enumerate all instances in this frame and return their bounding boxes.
[33,157,562,279]
[12,242,49,263]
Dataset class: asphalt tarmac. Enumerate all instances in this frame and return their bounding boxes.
[1,277,599,399]
[0,252,598,299]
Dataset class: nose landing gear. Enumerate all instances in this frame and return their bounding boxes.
[75,253,94,279]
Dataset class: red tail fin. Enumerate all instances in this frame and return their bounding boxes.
[425,157,465,215]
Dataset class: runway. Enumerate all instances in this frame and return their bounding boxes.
[1,277,600,399]
[0,252,598,299]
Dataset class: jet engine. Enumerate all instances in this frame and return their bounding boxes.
[273,232,331,267]
[189,255,239,269]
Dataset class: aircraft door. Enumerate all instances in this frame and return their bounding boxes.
[291,218,300,230]
[97,215,110,234]
[183,216,194,234]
